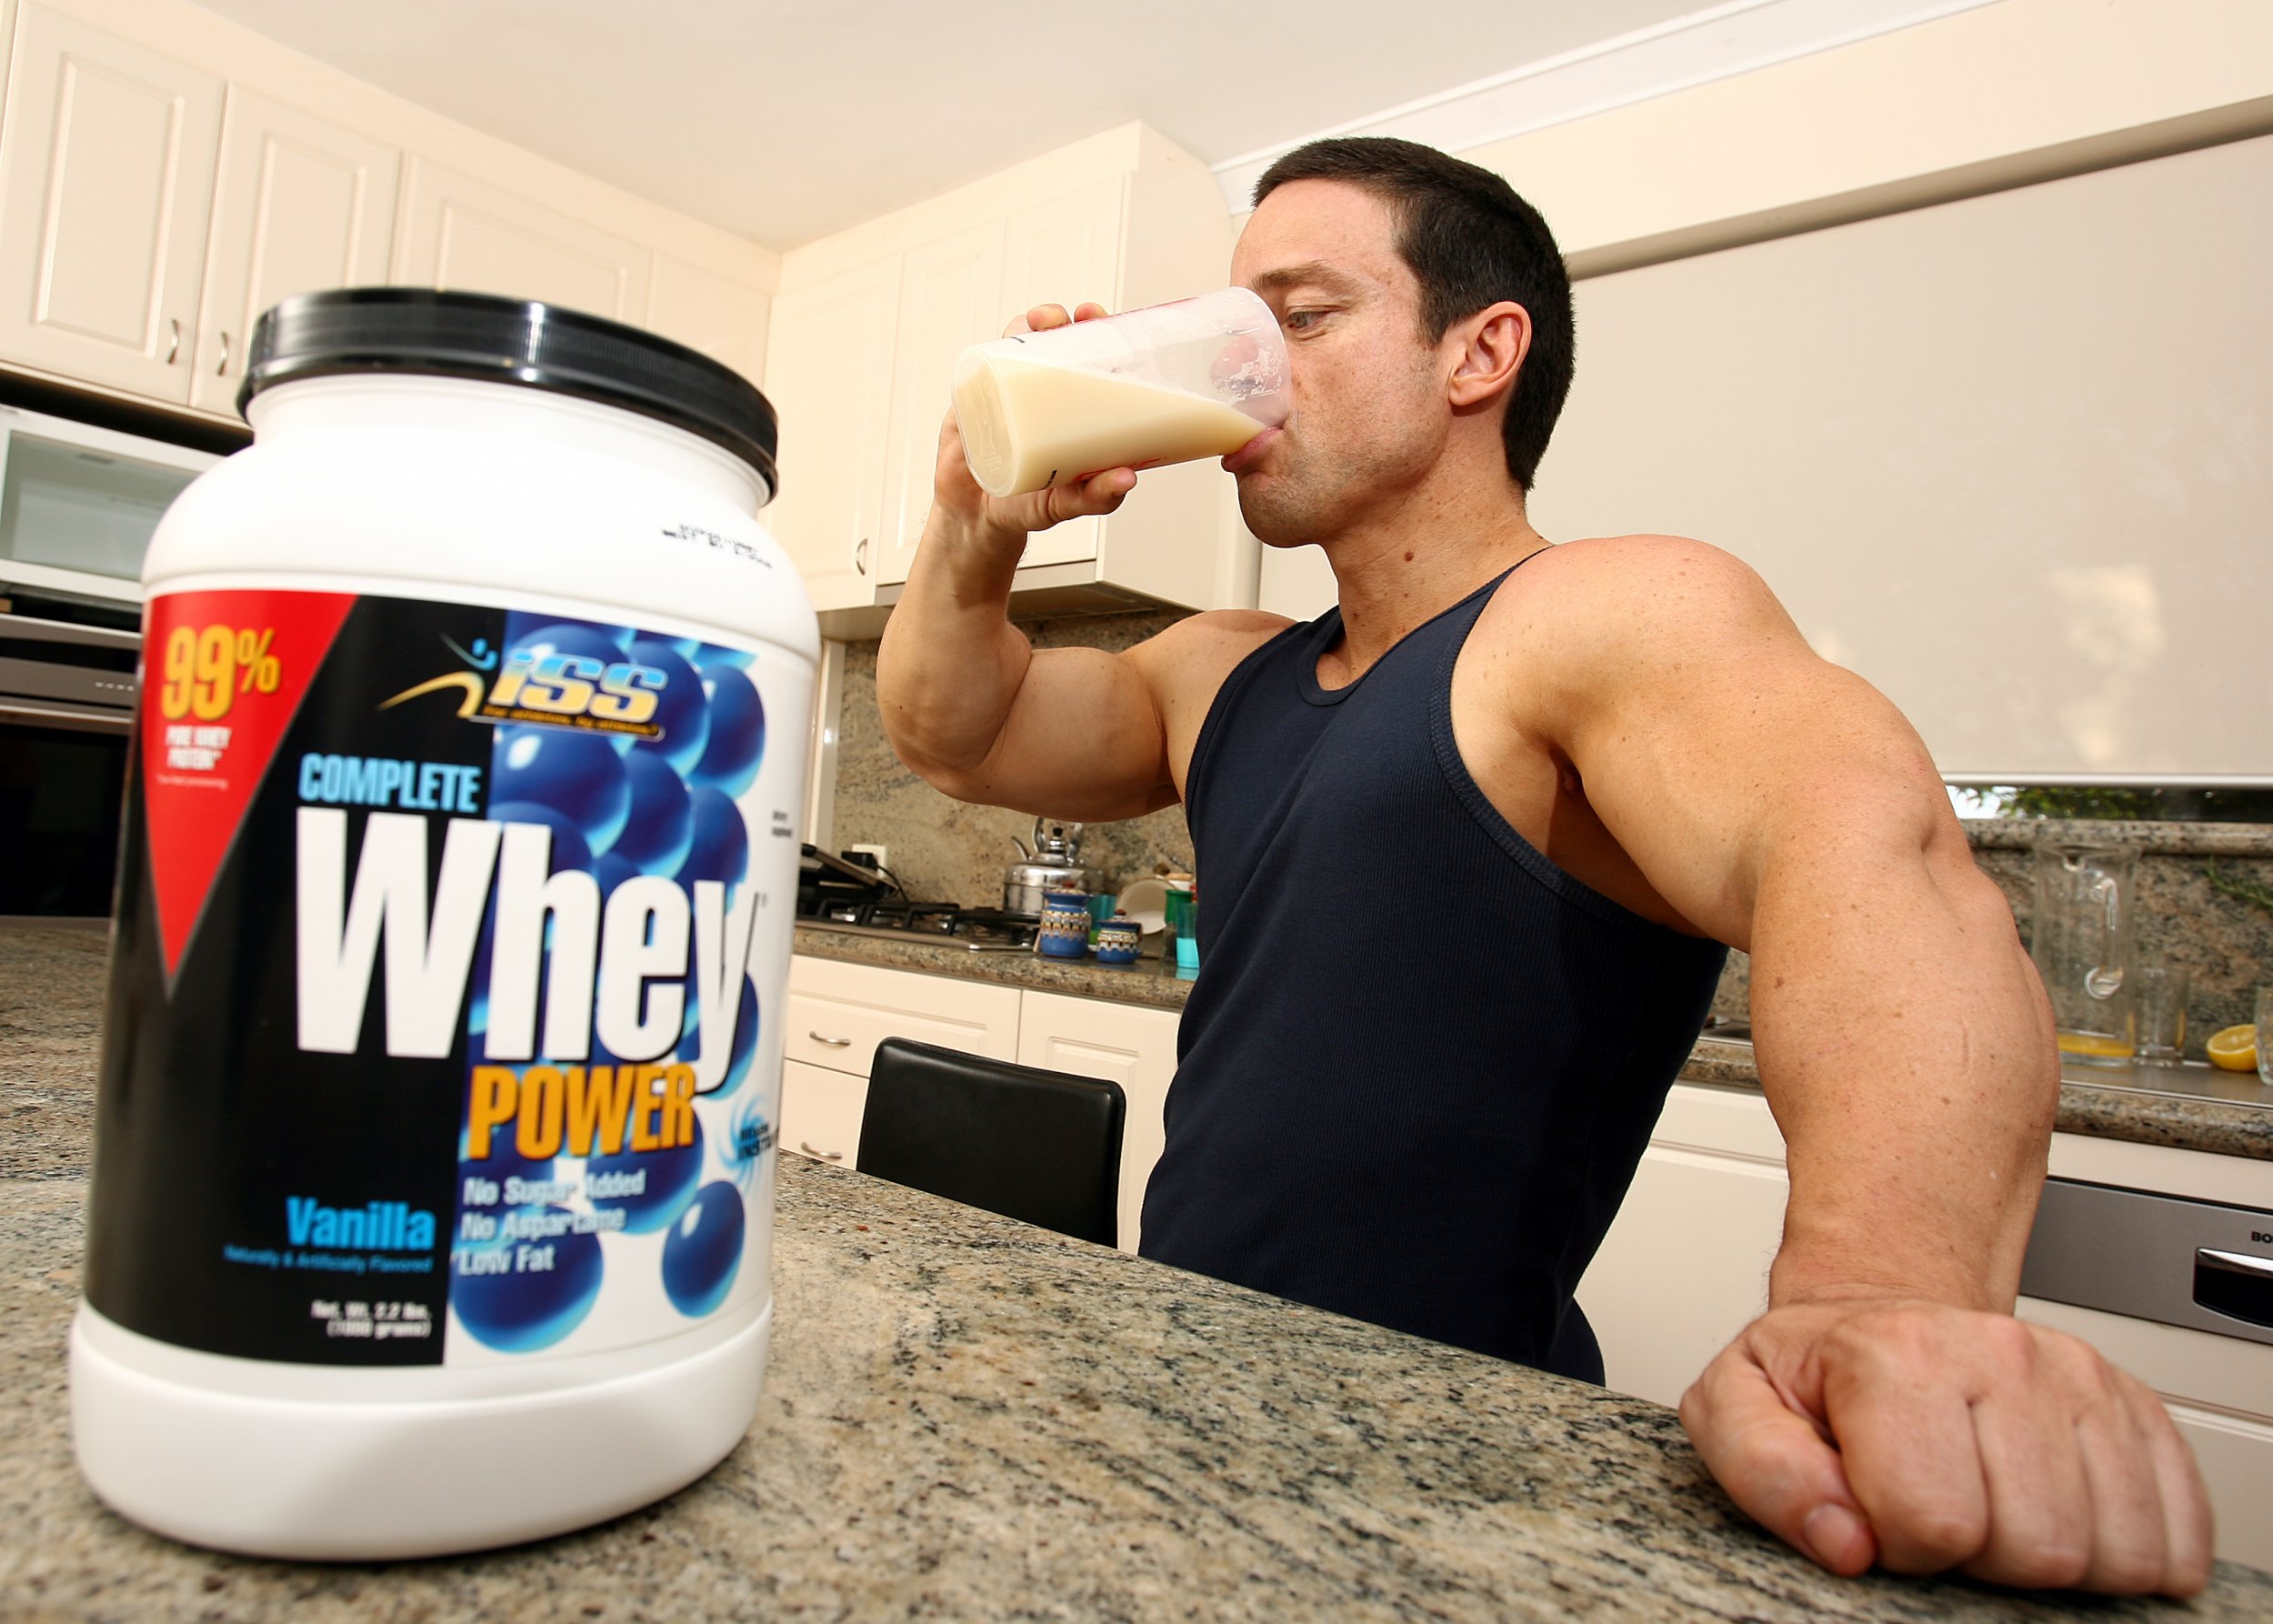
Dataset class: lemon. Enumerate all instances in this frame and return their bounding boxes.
[2057,1032,2136,1060]
[2206,1025,2259,1072]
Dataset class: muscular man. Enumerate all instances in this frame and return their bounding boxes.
[876,137,2211,1596]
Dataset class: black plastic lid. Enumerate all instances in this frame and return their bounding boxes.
[239,287,778,497]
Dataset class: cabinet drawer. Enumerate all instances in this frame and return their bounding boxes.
[780,1059,868,1168]
[785,957,1020,1075]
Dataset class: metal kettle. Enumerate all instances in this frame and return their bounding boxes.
[1004,817,1099,916]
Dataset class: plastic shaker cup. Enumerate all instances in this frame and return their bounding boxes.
[953,286,1290,498]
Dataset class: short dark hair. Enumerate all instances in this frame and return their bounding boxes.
[1253,137,1574,492]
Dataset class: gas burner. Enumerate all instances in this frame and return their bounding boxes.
[798,899,1039,951]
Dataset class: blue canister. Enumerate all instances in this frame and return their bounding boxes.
[1037,891,1091,958]
[1093,916,1140,965]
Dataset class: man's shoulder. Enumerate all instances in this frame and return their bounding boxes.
[1123,608,1294,731]
[1126,609,1291,680]
[1488,534,1792,651]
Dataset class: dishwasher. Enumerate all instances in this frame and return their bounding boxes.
[2019,1178,2273,1570]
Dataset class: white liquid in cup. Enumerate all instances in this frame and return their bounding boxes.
[952,286,1289,499]
[956,356,1270,497]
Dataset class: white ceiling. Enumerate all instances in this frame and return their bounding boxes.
[191,0,1720,249]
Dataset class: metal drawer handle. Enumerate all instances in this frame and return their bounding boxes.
[854,536,868,575]
[165,318,181,365]
[808,1031,851,1047]
[216,331,230,375]
[798,1141,844,1163]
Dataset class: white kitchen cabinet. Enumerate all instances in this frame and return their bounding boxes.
[767,124,1243,627]
[1577,1087,1788,1406]
[785,955,1021,1078]
[763,257,902,614]
[646,251,770,387]
[779,1058,867,1169]
[1016,988,1177,1255]
[190,86,399,415]
[395,156,651,322]
[0,3,223,402]
[876,222,1004,586]
[1257,541,1338,623]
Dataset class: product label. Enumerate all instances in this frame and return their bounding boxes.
[87,590,808,1367]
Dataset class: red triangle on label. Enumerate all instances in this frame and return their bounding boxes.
[141,590,357,981]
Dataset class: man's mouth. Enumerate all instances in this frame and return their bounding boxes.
[1222,425,1282,476]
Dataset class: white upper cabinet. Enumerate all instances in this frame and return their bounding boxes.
[766,125,1244,625]
[763,256,902,613]
[394,157,652,322]
[646,252,770,387]
[0,4,224,402]
[190,87,399,416]
[996,177,1125,574]
[876,221,1004,586]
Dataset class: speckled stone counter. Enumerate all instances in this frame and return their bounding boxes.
[791,926,2273,1163]
[6,1087,2272,1614]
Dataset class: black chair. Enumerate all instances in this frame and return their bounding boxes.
[857,1038,1126,1247]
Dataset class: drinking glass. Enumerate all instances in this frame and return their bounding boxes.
[2132,965,2188,1063]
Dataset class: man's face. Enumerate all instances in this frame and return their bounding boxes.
[1227,180,1448,547]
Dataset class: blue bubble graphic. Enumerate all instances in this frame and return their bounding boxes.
[696,643,753,671]
[725,1097,774,1191]
[689,664,764,797]
[493,728,630,851]
[586,1113,704,1235]
[592,849,639,903]
[610,749,695,876]
[676,786,748,890]
[625,639,710,774]
[662,1182,745,1318]
[508,620,623,668]
[451,1208,602,1352]
[677,976,758,1099]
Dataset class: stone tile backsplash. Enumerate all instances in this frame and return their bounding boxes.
[826,611,1196,912]
[826,615,2273,1058]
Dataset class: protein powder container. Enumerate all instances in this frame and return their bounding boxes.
[72,289,816,1559]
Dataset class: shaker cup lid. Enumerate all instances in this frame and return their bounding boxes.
[238,287,780,497]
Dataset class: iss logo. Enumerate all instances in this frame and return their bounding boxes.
[383,625,669,741]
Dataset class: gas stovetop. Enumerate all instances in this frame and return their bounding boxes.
[796,898,1039,952]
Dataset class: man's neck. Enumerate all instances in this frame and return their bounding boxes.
[1316,479,1547,686]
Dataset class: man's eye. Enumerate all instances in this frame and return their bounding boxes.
[1284,309,1325,333]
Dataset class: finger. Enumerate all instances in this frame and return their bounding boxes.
[1041,467,1136,525]
[1680,1349,1876,1577]
[2069,1370,2169,1595]
[1026,303,1073,333]
[1956,1376,2094,1590]
[1072,302,1108,322]
[1817,1332,1988,1575]
[2118,1374,2214,1597]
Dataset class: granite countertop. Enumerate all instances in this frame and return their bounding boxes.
[6,925,2272,1618]
[792,925,2273,1162]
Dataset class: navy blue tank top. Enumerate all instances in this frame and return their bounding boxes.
[1139,563,1727,1380]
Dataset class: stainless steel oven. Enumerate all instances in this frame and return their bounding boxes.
[0,403,219,922]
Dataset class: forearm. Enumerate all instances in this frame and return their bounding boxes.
[875,511,1035,791]
[1748,819,2058,1312]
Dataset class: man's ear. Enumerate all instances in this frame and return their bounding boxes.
[1447,301,1531,408]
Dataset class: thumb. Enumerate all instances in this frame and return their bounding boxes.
[1681,1344,1877,1577]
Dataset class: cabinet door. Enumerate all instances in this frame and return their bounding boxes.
[395,157,650,321]
[764,259,900,611]
[780,1058,867,1168]
[1016,989,1177,1255]
[0,4,223,402]
[997,179,1125,571]
[1578,1140,1787,1407]
[190,88,399,416]
[784,954,1021,1075]
[876,222,1004,586]
[647,253,769,386]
